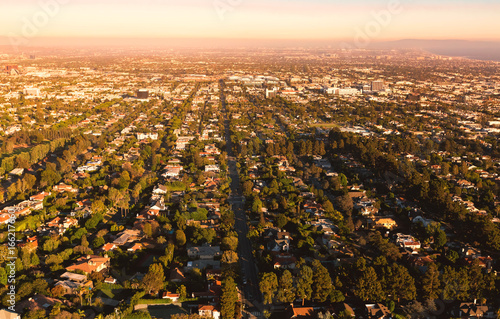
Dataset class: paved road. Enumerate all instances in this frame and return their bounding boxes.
[220,81,263,315]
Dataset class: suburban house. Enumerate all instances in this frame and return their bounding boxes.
[113,229,142,246]
[55,279,93,295]
[453,302,498,318]
[137,132,158,141]
[0,310,20,319]
[66,255,110,274]
[366,304,392,319]
[102,243,117,252]
[273,253,297,269]
[170,268,188,283]
[205,165,220,173]
[162,166,182,178]
[187,246,221,259]
[152,184,168,195]
[368,217,397,230]
[162,292,180,302]
[52,183,79,193]
[44,217,78,234]
[127,243,143,252]
[198,305,220,319]
[286,306,316,319]
[0,214,11,225]
[395,233,421,250]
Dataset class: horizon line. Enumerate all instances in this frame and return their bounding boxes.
[2,36,500,41]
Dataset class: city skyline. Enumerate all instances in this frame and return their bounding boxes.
[1,0,500,43]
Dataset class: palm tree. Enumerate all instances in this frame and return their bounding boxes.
[157,236,166,245]
[296,196,304,216]
[76,286,83,307]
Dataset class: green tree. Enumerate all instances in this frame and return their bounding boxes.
[329,277,345,303]
[252,197,263,213]
[6,183,17,201]
[468,262,488,300]
[51,287,66,300]
[384,264,416,302]
[118,171,131,189]
[420,263,441,300]
[175,230,186,246]
[140,263,165,294]
[0,267,7,285]
[442,266,469,301]
[40,168,61,188]
[323,200,335,213]
[107,187,124,207]
[92,237,105,248]
[296,265,313,305]
[45,254,63,265]
[143,223,153,238]
[276,213,288,229]
[176,285,187,300]
[355,266,383,302]
[446,250,459,264]
[222,236,239,251]
[91,200,106,214]
[18,281,34,299]
[221,251,238,264]
[23,310,46,319]
[43,237,60,252]
[221,277,238,319]
[312,259,332,302]
[277,270,295,304]
[335,194,353,215]
[157,236,167,245]
[339,173,348,187]
[433,228,447,249]
[242,180,254,197]
[158,243,175,268]
[81,235,89,248]
[32,278,48,294]
[259,272,278,305]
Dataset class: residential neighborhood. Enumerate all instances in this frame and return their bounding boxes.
[0,46,499,319]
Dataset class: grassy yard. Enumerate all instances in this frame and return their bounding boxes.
[137,299,172,305]
[146,305,190,319]
[98,283,124,299]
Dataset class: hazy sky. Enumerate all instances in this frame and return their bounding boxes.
[1,0,499,42]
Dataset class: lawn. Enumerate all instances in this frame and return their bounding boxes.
[146,305,190,319]
[137,299,172,305]
[98,283,124,299]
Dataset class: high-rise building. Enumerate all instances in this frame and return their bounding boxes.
[371,80,385,91]
[4,65,19,75]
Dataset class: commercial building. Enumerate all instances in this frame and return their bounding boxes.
[137,89,149,99]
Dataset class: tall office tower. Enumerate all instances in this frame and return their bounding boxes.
[371,80,385,91]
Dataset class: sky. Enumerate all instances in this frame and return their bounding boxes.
[1,0,500,44]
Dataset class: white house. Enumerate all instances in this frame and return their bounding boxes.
[198,305,220,319]
[137,133,158,141]
[205,165,220,173]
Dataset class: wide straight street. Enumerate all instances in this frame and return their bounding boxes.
[221,81,263,316]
